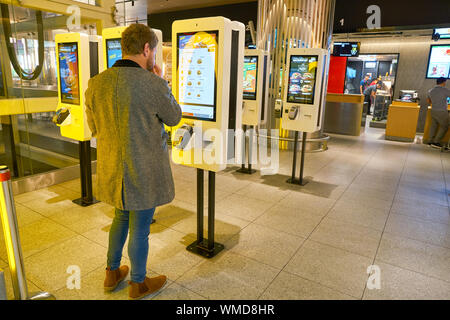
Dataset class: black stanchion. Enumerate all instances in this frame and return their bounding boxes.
[73,140,99,207]
[236,124,256,174]
[287,131,309,186]
[187,169,224,258]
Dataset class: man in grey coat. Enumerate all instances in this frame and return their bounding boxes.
[85,24,181,299]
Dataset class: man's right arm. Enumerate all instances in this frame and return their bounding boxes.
[154,78,182,127]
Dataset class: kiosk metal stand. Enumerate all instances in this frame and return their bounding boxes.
[73,141,99,207]
[287,131,309,186]
[187,169,224,258]
[236,125,256,174]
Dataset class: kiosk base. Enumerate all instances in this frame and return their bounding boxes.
[236,167,256,175]
[287,131,309,187]
[286,178,309,186]
[187,169,224,259]
[187,240,224,258]
[236,125,257,175]
[72,197,100,207]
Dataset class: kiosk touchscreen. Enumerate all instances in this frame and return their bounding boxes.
[102,26,163,71]
[171,17,244,172]
[242,49,269,126]
[55,33,102,141]
[281,48,327,132]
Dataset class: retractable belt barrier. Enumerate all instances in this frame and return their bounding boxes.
[0,165,55,300]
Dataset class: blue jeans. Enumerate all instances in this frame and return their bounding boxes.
[107,207,155,283]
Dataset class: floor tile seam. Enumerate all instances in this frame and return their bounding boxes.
[382,230,450,251]
[250,216,321,239]
[374,257,450,285]
[255,236,374,300]
[275,268,363,300]
[22,232,80,262]
[25,250,107,295]
[364,142,411,298]
[300,144,391,299]
[387,211,450,227]
[297,143,382,244]
[169,280,210,300]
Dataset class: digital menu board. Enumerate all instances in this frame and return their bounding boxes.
[287,55,318,105]
[58,42,80,105]
[106,38,122,68]
[243,56,258,100]
[433,28,450,40]
[177,31,218,121]
[332,42,360,57]
[426,45,450,79]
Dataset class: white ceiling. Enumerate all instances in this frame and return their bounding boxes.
[148,0,256,14]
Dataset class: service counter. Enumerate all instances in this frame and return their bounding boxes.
[323,93,364,136]
[422,105,450,144]
[385,101,420,142]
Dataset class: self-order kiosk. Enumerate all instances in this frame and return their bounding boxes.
[102,26,163,71]
[55,32,103,141]
[281,48,327,133]
[242,49,269,126]
[171,17,245,172]
[54,32,102,206]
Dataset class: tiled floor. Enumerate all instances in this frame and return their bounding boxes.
[0,126,449,300]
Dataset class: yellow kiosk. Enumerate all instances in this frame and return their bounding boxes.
[102,26,163,71]
[54,33,102,206]
[171,16,244,258]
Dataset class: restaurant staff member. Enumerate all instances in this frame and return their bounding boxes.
[363,80,381,116]
[360,74,371,95]
[427,77,450,149]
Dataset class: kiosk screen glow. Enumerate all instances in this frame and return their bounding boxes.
[177,31,218,121]
[243,56,258,100]
[58,42,80,105]
[107,38,122,68]
[287,55,318,105]
[426,45,450,79]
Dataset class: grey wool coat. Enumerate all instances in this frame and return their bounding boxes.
[85,59,182,210]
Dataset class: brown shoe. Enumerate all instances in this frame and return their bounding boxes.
[128,275,167,300]
[104,265,129,292]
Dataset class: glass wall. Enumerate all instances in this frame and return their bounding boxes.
[0,1,98,179]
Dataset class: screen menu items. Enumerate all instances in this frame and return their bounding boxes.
[287,55,318,105]
[427,45,450,79]
[107,38,122,68]
[178,31,218,121]
[243,56,258,100]
[58,42,80,105]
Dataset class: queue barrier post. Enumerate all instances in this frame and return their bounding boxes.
[0,165,55,300]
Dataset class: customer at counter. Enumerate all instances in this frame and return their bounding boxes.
[360,74,371,95]
[363,80,381,116]
[427,77,450,149]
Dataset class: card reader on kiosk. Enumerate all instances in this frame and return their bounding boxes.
[242,49,269,126]
[171,17,244,172]
[281,48,327,132]
[54,33,103,141]
[102,26,163,71]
